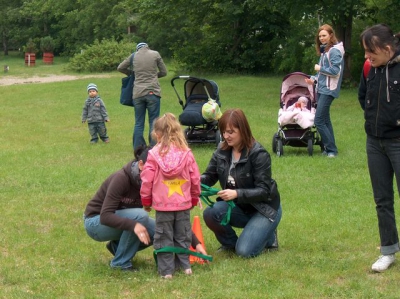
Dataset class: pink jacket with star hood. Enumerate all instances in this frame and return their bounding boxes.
[140,145,200,211]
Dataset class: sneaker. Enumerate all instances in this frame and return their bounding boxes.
[371,254,395,272]
[327,152,337,158]
[161,274,173,279]
[321,150,327,156]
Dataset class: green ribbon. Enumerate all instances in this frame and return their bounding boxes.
[200,183,235,226]
[153,247,213,266]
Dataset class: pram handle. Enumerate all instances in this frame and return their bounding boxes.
[170,76,212,110]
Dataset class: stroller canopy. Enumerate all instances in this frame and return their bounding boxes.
[280,72,315,108]
[183,77,220,104]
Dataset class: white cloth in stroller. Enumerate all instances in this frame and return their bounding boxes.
[278,96,315,129]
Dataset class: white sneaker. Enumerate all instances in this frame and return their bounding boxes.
[371,254,395,272]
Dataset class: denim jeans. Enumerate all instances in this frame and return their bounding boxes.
[367,135,400,255]
[84,209,155,269]
[315,93,337,154]
[203,202,282,257]
[133,94,160,150]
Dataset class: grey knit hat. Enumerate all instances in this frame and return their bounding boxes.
[87,83,98,92]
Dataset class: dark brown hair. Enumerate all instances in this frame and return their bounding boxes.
[360,24,400,54]
[134,145,151,163]
[218,109,254,152]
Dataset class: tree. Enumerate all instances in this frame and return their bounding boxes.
[137,0,289,73]
[281,0,388,82]
[0,0,24,54]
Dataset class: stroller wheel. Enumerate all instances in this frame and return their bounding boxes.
[272,133,278,153]
[215,129,222,147]
[307,138,313,156]
[276,138,283,157]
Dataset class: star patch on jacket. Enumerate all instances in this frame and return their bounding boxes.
[163,178,187,197]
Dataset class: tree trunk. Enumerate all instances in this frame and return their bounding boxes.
[2,30,9,56]
[333,12,353,82]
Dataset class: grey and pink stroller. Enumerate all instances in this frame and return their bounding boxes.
[272,72,321,156]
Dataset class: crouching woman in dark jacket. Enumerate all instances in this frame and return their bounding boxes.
[201,109,282,258]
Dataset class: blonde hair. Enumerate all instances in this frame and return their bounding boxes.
[152,113,188,155]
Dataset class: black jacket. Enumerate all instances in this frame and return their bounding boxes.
[201,141,280,221]
[358,54,400,138]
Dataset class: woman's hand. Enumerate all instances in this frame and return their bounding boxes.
[304,78,314,85]
[134,222,150,245]
[217,189,237,201]
[195,243,208,255]
[143,206,151,212]
[195,243,210,263]
[314,64,321,71]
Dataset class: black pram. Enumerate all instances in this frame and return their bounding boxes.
[171,76,221,146]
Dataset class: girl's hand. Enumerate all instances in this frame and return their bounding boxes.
[217,189,237,201]
[314,64,321,71]
[143,206,152,212]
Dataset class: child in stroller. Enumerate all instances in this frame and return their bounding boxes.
[278,96,316,129]
[272,72,321,156]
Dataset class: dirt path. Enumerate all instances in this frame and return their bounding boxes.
[0,74,114,86]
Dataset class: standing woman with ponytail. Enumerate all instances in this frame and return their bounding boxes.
[305,24,345,158]
[358,24,400,272]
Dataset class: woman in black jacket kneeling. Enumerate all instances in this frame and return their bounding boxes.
[201,108,282,257]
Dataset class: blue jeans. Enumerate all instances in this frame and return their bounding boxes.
[315,93,337,154]
[84,209,155,269]
[133,94,160,150]
[367,135,400,255]
[203,202,282,257]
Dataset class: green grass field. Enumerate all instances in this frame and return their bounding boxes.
[1,53,400,298]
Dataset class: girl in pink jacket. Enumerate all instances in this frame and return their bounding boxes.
[140,113,200,278]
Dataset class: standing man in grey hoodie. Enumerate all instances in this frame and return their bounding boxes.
[117,42,167,150]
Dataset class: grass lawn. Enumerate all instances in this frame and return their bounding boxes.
[1,53,400,298]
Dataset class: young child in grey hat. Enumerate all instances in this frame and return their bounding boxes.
[82,83,110,144]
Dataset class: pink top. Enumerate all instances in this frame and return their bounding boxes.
[140,144,200,211]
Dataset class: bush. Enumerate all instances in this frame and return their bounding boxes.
[23,38,38,53]
[40,36,55,53]
[67,39,134,72]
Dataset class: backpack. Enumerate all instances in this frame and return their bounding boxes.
[363,59,371,79]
